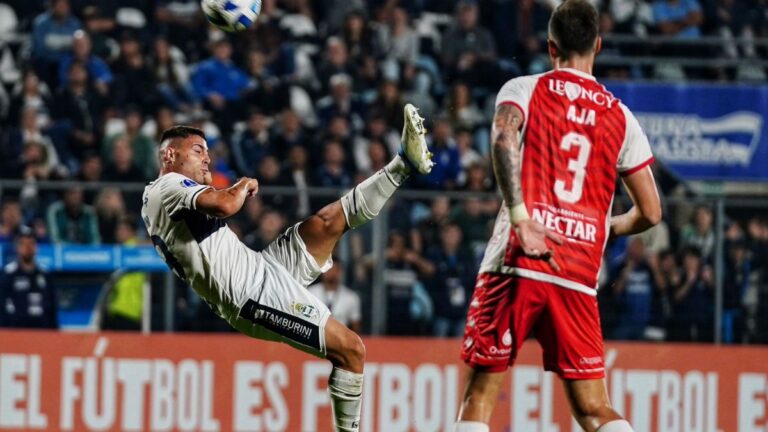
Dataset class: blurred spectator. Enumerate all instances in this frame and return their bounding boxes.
[317,0,365,37]
[102,135,147,183]
[668,246,714,341]
[442,82,486,131]
[419,117,461,189]
[112,33,159,110]
[102,217,145,331]
[231,109,272,177]
[58,30,112,96]
[76,152,103,184]
[316,37,356,94]
[354,139,390,182]
[314,140,352,188]
[52,61,106,159]
[461,161,495,195]
[272,109,308,159]
[5,106,68,179]
[241,50,290,116]
[278,145,311,218]
[377,7,419,66]
[411,196,452,254]
[441,0,501,89]
[0,200,24,243]
[368,80,403,132]
[679,205,715,261]
[379,231,435,335]
[244,209,286,251]
[722,239,755,343]
[0,228,58,329]
[142,105,176,143]
[341,10,378,63]
[452,198,494,253]
[191,38,250,127]
[80,6,116,61]
[31,0,81,85]
[308,260,362,333]
[317,73,365,129]
[653,0,704,38]
[455,128,483,169]
[7,69,53,127]
[94,188,125,244]
[255,155,293,213]
[608,237,657,340]
[46,187,100,244]
[151,35,194,112]
[649,249,679,334]
[102,107,157,178]
[154,0,207,60]
[425,223,475,337]
[353,114,399,173]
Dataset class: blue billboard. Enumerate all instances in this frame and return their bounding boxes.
[0,244,168,272]
[606,82,768,182]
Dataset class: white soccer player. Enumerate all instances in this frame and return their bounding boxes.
[141,105,434,432]
[454,1,661,432]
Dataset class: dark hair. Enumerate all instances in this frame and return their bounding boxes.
[159,125,205,145]
[548,0,599,60]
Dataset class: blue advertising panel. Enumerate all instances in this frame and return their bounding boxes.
[606,82,768,181]
[0,244,167,272]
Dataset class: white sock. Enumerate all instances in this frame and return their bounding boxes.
[596,419,634,432]
[340,155,409,229]
[454,421,490,432]
[328,367,364,432]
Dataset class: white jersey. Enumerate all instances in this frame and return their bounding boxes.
[141,173,265,320]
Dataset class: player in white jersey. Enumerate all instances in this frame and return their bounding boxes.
[142,105,434,432]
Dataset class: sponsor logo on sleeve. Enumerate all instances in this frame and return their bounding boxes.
[181,179,199,188]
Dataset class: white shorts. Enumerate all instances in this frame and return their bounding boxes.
[229,223,334,358]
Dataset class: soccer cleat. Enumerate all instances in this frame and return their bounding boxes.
[400,104,435,175]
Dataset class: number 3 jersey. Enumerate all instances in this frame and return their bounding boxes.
[142,172,265,320]
[479,68,654,295]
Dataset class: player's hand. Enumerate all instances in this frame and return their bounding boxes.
[515,219,565,272]
[239,177,259,197]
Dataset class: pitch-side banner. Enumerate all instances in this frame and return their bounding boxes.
[606,82,768,181]
[1,331,767,432]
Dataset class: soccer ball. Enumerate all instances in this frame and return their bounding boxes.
[201,0,262,32]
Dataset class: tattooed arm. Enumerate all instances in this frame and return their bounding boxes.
[491,103,563,270]
[490,104,526,213]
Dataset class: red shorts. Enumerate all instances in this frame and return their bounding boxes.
[461,273,605,379]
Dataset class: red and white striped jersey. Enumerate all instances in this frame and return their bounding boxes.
[479,68,654,296]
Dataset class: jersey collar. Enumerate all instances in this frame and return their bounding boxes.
[557,67,597,81]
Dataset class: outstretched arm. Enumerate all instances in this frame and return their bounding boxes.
[610,166,662,237]
[195,177,259,218]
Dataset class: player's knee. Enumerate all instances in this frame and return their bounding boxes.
[345,332,366,366]
[572,402,620,431]
[328,328,366,370]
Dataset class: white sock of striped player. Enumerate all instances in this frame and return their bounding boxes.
[596,420,634,432]
[340,155,409,229]
[454,421,490,432]
[328,367,364,432]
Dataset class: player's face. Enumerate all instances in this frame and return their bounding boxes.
[174,136,212,185]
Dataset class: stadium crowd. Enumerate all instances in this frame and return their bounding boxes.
[0,0,767,342]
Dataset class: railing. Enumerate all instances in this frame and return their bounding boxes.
[1,180,767,344]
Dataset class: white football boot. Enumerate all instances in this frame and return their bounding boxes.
[400,103,435,174]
